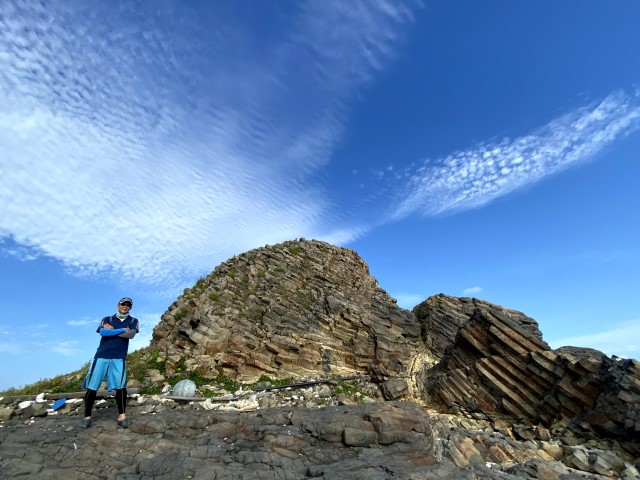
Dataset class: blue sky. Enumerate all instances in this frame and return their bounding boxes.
[1,0,639,391]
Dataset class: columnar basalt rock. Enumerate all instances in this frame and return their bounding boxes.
[149,241,640,444]
[152,239,434,393]
[413,295,640,442]
[412,293,547,361]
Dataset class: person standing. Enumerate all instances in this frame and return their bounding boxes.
[80,297,139,429]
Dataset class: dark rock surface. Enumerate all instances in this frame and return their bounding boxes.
[2,397,638,479]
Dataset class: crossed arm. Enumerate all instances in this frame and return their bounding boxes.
[99,323,137,339]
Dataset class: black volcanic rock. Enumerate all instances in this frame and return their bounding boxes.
[1,399,637,479]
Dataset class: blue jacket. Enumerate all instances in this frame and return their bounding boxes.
[94,314,139,359]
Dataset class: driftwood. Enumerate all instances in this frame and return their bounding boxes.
[162,395,240,402]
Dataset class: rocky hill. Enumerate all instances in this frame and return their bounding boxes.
[149,239,638,442]
[1,238,639,479]
[152,239,434,400]
[414,295,639,442]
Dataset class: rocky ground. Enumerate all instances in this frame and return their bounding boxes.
[1,379,639,479]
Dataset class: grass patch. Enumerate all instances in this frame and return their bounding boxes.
[215,374,240,393]
[0,363,88,396]
[139,385,163,395]
[332,380,363,401]
[191,276,207,296]
[174,308,188,321]
[251,374,294,388]
[127,347,166,383]
[208,291,225,305]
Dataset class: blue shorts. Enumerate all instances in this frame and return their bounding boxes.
[82,358,127,391]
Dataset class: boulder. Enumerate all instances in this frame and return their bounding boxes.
[0,406,14,421]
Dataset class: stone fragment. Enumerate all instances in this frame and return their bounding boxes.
[534,425,552,441]
[621,464,640,479]
[144,368,166,385]
[539,441,564,461]
[381,378,408,400]
[513,424,536,441]
[343,426,377,446]
[0,406,14,421]
[20,403,48,418]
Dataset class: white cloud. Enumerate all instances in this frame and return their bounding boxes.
[0,239,39,261]
[0,313,161,357]
[392,91,640,219]
[49,340,83,356]
[0,1,420,292]
[462,286,483,295]
[25,323,49,339]
[129,312,162,352]
[67,318,95,327]
[0,339,82,356]
[548,319,640,360]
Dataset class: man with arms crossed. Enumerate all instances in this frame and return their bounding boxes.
[80,297,139,429]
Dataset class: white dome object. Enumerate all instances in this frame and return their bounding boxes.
[172,379,197,397]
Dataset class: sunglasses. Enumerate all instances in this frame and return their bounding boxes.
[119,302,132,307]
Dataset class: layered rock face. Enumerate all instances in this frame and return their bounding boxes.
[413,294,547,361]
[414,295,640,441]
[153,239,433,394]
[151,239,639,444]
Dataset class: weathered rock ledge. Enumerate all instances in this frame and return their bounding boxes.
[1,395,639,479]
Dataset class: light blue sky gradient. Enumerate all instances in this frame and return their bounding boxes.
[1,0,639,390]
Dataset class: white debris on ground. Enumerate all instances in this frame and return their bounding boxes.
[220,395,259,411]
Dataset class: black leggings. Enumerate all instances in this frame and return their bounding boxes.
[84,388,127,417]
